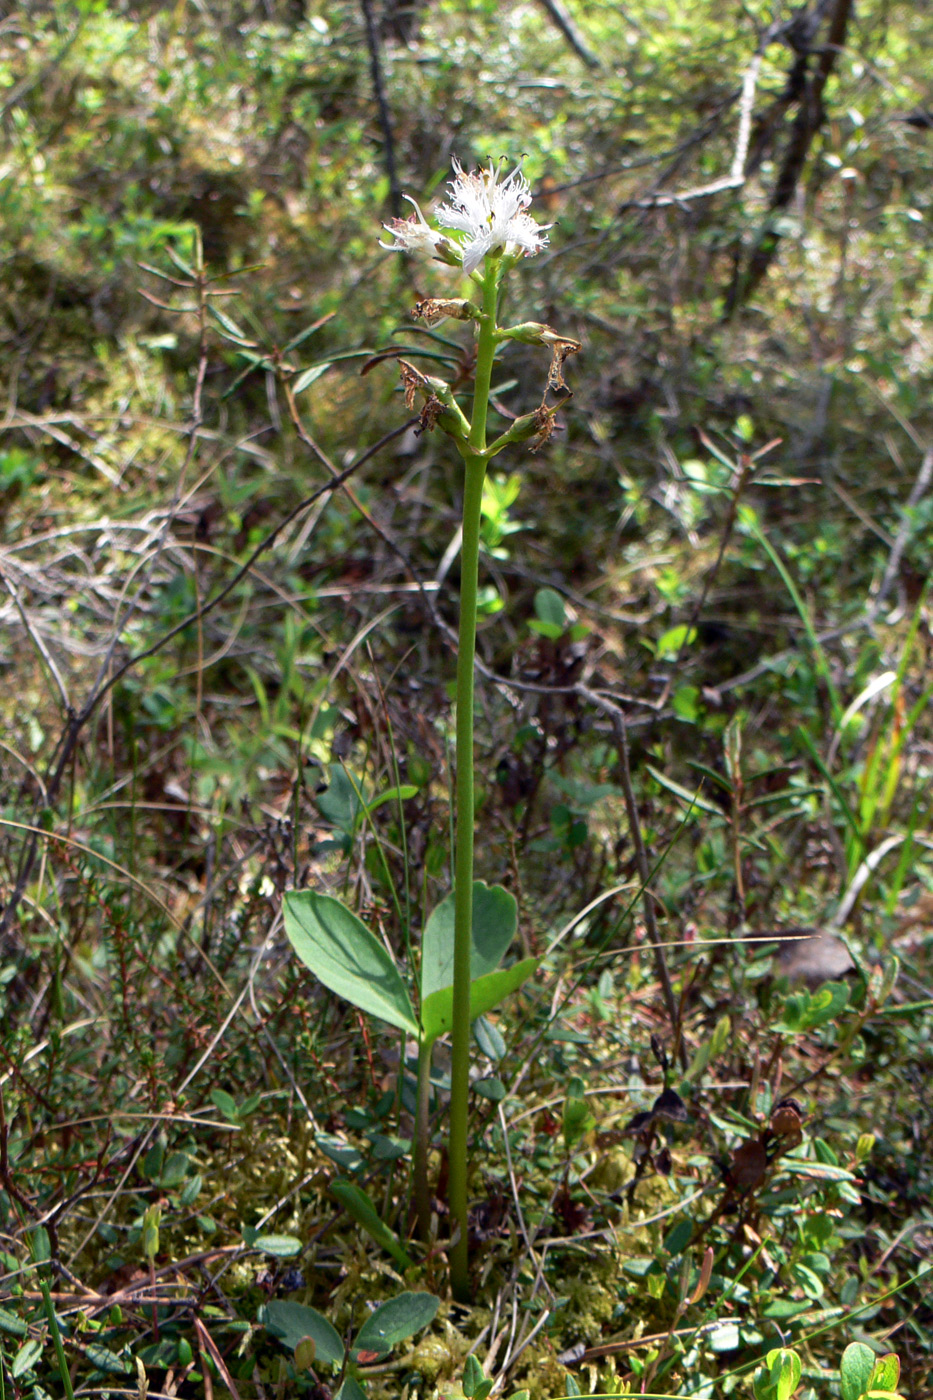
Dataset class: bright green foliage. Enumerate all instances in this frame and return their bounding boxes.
[263,1290,439,1391]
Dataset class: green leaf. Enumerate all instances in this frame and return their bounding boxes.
[295,1337,317,1373]
[421,881,518,1001]
[11,1339,43,1378]
[317,766,365,835]
[365,784,419,816]
[841,1342,878,1400]
[563,1075,594,1151]
[262,1301,344,1368]
[708,1321,740,1352]
[802,981,850,1027]
[141,1204,161,1262]
[790,1261,824,1299]
[528,618,564,640]
[330,1181,413,1270]
[656,624,696,660]
[292,362,332,394]
[210,1088,239,1121]
[769,1349,801,1400]
[534,587,566,630]
[283,891,418,1036]
[160,1151,189,1187]
[85,1343,131,1375]
[335,1378,368,1400]
[0,1307,28,1338]
[252,1234,303,1258]
[672,685,701,722]
[463,1353,486,1397]
[28,1226,51,1264]
[868,1355,900,1394]
[180,1173,203,1206]
[421,958,538,1048]
[473,1014,507,1060]
[645,764,722,816]
[352,1292,439,1359]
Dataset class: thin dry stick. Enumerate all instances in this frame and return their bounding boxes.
[0,422,414,940]
[872,444,933,618]
[593,692,682,1060]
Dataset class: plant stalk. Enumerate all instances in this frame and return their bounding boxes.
[448,260,499,1301]
[413,1036,433,1240]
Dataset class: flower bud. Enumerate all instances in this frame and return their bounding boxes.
[412,298,480,326]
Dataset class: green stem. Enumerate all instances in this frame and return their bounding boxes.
[448,260,499,1301]
[39,1276,76,1400]
[413,1036,433,1240]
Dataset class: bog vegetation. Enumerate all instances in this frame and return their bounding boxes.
[0,1,931,1398]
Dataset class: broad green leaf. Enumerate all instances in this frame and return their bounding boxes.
[770,1348,801,1400]
[841,1342,877,1400]
[0,1307,27,1338]
[335,1378,367,1400]
[330,1181,413,1270]
[656,624,696,659]
[869,1355,900,1394]
[421,882,518,1001]
[421,958,538,1048]
[210,1088,238,1121]
[180,1173,203,1206]
[12,1339,43,1378]
[534,587,566,630]
[262,1301,344,1367]
[463,1353,487,1398]
[708,1321,740,1352]
[283,892,418,1036]
[352,1292,439,1359]
[295,1338,316,1373]
[85,1343,130,1375]
[473,1013,507,1060]
[790,1261,824,1299]
[160,1151,189,1187]
[317,766,364,835]
[673,685,701,722]
[563,1076,594,1151]
[252,1234,303,1258]
[316,1132,364,1173]
[801,981,850,1027]
[528,617,564,639]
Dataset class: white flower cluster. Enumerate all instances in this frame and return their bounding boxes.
[380,159,550,277]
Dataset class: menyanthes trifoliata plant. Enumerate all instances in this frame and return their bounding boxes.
[282,158,577,1303]
[383,158,579,1299]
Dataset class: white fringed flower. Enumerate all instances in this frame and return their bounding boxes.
[380,160,550,277]
[379,197,453,259]
[437,159,549,275]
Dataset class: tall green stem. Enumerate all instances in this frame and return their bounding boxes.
[448,260,499,1301]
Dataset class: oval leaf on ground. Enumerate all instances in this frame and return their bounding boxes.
[283,891,417,1035]
[869,1355,901,1394]
[420,882,518,1001]
[335,1378,367,1400]
[421,957,538,1048]
[841,1342,877,1400]
[262,1301,344,1368]
[12,1339,43,1379]
[351,1292,440,1360]
[251,1233,303,1258]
